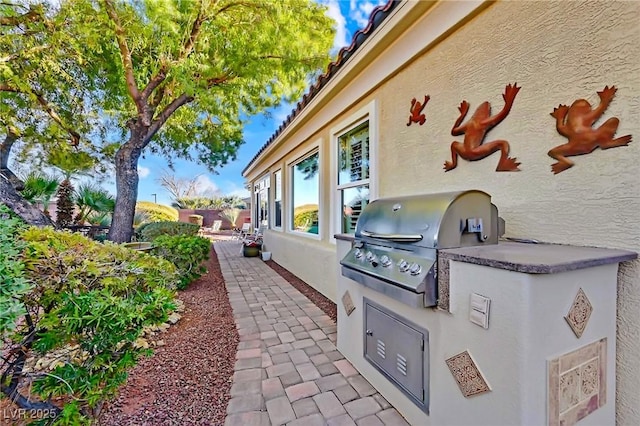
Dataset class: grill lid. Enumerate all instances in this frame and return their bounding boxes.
[355,190,499,249]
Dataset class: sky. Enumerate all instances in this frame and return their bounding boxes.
[125,0,387,206]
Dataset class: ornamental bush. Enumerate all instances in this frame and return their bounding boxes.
[137,220,200,242]
[152,235,211,289]
[0,205,29,336]
[135,201,179,223]
[1,224,178,424]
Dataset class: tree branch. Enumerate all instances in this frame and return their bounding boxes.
[0,84,81,146]
[103,0,142,109]
[144,93,194,145]
[0,5,42,27]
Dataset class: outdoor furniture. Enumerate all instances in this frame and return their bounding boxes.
[232,223,251,240]
[212,220,222,232]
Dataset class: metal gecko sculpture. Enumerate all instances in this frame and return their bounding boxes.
[407,95,430,126]
[444,83,521,172]
[548,85,632,174]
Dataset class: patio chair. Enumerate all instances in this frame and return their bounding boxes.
[232,223,251,240]
[212,220,222,232]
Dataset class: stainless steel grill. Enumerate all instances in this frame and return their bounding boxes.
[340,190,503,308]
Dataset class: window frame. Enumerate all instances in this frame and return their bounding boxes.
[330,101,377,240]
[272,169,283,231]
[287,146,322,240]
[253,174,270,230]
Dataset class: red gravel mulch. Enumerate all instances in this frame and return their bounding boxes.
[96,246,338,426]
[98,246,239,426]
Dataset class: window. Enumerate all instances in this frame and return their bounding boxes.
[291,151,319,235]
[254,176,270,229]
[273,170,282,228]
[337,121,370,233]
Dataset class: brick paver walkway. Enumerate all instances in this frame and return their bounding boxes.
[216,242,409,426]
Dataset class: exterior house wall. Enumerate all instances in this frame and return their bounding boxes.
[244,1,640,422]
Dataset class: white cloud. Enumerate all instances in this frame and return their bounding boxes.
[137,165,151,179]
[349,0,386,29]
[224,182,251,199]
[195,175,219,196]
[323,0,349,51]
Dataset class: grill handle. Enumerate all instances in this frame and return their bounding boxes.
[361,230,423,242]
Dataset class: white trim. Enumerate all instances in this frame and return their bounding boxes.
[330,100,378,242]
[243,0,489,179]
[271,169,283,231]
[287,141,322,241]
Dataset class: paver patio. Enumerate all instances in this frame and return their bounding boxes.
[215,241,409,426]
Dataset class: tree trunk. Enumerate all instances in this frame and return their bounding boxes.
[0,172,55,227]
[108,140,142,243]
[1,131,25,191]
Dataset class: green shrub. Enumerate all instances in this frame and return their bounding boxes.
[1,226,178,424]
[153,235,211,289]
[135,201,179,223]
[0,205,29,336]
[137,220,200,242]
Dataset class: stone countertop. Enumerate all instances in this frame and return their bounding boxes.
[440,241,637,274]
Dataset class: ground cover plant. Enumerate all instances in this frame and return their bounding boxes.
[0,206,179,424]
[152,235,211,290]
[136,221,199,242]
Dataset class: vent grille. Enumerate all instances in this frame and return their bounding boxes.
[397,354,407,376]
[377,340,386,359]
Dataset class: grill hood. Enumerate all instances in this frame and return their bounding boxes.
[355,190,502,250]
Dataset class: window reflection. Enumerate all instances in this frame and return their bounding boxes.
[292,151,319,235]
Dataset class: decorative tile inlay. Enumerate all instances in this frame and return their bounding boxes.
[548,338,607,426]
[564,288,592,338]
[445,350,490,398]
[341,291,355,316]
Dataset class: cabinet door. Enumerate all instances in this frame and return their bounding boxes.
[364,301,426,404]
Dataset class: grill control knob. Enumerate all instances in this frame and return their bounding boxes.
[397,259,409,272]
[379,255,392,267]
[365,251,375,261]
[354,249,363,259]
[409,263,422,275]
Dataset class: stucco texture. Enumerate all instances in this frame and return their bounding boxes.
[375,1,639,423]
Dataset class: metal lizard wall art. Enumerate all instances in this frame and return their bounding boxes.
[444,83,521,172]
[548,86,632,174]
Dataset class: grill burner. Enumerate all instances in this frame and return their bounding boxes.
[340,190,503,308]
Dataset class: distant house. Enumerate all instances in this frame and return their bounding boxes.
[242,1,639,423]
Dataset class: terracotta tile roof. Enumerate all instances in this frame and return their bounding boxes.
[242,0,399,175]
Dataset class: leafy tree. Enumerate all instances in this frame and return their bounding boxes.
[60,0,335,242]
[0,1,97,226]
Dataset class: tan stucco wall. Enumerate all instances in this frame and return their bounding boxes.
[246,1,639,422]
[376,1,639,423]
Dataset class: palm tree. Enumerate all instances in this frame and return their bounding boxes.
[49,150,95,226]
[20,171,60,216]
[74,184,115,225]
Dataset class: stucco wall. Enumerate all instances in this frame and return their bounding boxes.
[375,1,639,423]
[264,231,338,301]
[246,1,639,421]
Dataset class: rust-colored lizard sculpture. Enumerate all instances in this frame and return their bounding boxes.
[407,95,430,126]
[444,83,521,172]
[548,85,632,174]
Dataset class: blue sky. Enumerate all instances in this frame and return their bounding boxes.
[127,0,386,206]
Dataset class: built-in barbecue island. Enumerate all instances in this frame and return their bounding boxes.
[335,190,636,426]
